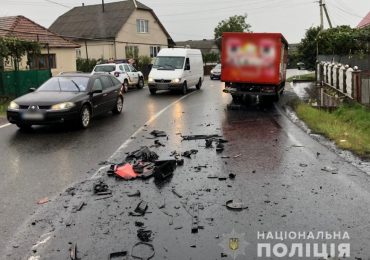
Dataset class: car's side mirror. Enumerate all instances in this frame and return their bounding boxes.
[29,87,36,92]
[185,64,190,70]
[91,89,102,94]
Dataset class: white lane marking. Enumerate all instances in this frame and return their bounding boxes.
[0,123,11,129]
[90,91,196,179]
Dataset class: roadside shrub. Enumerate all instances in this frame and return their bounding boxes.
[76,58,97,73]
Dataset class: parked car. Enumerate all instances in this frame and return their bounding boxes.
[92,63,144,92]
[148,48,204,95]
[210,64,221,80]
[297,62,305,70]
[7,73,124,130]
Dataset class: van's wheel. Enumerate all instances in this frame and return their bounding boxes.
[149,89,157,95]
[123,80,129,93]
[112,96,123,114]
[137,78,144,89]
[182,82,188,95]
[196,78,202,90]
[79,105,91,129]
[232,95,241,104]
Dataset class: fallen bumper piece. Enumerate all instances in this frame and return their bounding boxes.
[226,200,248,211]
[131,242,155,260]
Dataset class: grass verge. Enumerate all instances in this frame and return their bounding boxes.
[287,73,315,82]
[291,101,370,158]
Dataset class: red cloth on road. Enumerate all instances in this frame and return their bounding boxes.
[115,163,138,180]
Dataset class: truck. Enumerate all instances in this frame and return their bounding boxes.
[221,32,288,103]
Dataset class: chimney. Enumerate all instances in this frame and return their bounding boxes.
[102,0,105,12]
[133,0,138,8]
[82,3,84,6]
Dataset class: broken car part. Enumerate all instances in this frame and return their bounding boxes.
[137,229,153,242]
[93,180,111,196]
[114,164,138,180]
[153,159,177,180]
[125,147,159,163]
[127,190,141,197]
[181,149,198,158]
[130,200,148,216]
[191,203,199,233]
[181,134,221,141]
[150,130,167,137]
[109,251,128,259]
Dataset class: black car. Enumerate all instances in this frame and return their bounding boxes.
[7,73,124,130]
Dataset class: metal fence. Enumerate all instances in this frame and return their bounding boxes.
[316,61,369,105]
[0,70,51,97]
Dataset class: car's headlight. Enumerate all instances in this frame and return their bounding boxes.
[211,70,214,74]
[8,101,19,110]
[148,77,154,83]
[172,78,181,83]
[50,102,75,111]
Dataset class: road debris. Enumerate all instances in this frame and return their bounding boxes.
[109,251,127,259]
[182,149,198,158]
[126,146,159,163]
[37,197,49,205]
[226,200,247,211]
[321,166,338,174]
[114,163,138,180]
[205,139,213,148]
[153,140,165,147]
[69,243,78,260]
[131,242,155,259]
[135,221,144,227]
[229,173,236,179]
[93,180,112,196]
[233,154,242,158]
[130,200,148,216]
[182,134,222,141]
[137,229,153,242]
[191,203,199,233]
[171,188,183,198]
[127,190,141,197]
[150,130,167,137]
[153,159,177,180]
[72,202,86,213]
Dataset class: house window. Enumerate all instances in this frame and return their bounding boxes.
[76,49,81,58]
[136,19,149,33]
[150,46,161,58]
[125,46,139,59]
[29,54,56,69]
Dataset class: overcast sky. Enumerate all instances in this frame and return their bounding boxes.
[1,0,368,43]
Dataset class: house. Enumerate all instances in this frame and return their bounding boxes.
[0,15,80,75]
[49,0,174,61]
[357,11,370,29]
[176,39,219,56]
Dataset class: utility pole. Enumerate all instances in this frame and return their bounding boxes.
[319,0,324,30]
[322,1,333,28]
[102,0,105,12]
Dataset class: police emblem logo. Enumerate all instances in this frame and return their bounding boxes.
[229,238,239,251]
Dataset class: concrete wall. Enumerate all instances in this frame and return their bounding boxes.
[76,9,169,61]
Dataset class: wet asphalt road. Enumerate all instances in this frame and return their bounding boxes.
[2,71,370,259]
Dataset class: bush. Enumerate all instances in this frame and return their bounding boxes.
[76,58,97,73]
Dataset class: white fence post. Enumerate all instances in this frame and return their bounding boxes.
[339,65,345,93]
[346,67,353,98]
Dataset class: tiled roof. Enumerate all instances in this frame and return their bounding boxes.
[176,39,219,54]
[0,15,80,48]
[357,11,370,28]
[49,0,172,41]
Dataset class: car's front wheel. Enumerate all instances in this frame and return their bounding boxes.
[137,78,144,89]
[149,88,157,95]
[112,96,123,114]
[181,82,188,95]
[196,78,202,90]
[123,80,129,93]
[79,105,91,129]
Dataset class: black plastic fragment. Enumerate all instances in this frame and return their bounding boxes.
[153,159,177,180]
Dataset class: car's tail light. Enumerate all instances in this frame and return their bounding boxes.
[114,72,120,77]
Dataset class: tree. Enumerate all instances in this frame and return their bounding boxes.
[214,15,251,49]
[297,25,369,69]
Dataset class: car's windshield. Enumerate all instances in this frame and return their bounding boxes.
[214,64,221,69]
[94,65,116,73]
[37,77,89,92]
[152,56,185,70]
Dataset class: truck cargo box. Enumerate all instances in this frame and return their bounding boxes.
[221,32,288,86]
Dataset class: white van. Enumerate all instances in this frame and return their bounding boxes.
[148,48,204,95]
